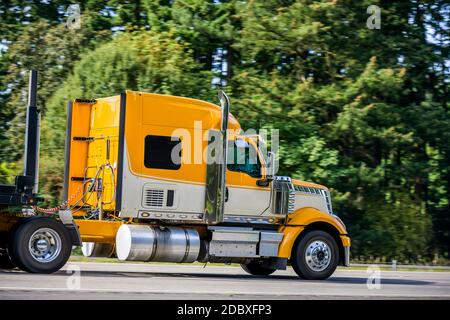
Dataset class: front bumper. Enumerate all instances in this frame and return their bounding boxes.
[344,246,350,266]
[340,235,351,267]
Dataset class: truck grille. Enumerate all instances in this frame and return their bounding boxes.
[288,191,295,213]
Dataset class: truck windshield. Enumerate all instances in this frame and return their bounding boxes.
[227,140,262,178]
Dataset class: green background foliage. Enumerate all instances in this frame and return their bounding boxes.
[0,0,448,263]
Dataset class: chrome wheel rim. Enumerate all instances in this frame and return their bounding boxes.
[305,240,331,272]
[28,228,61,263]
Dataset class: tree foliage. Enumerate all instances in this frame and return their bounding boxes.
[0,0,448,262]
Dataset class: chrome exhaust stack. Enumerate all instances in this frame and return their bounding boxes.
[204,91,230,224]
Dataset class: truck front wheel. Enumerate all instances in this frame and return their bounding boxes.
[291,230,339,280]
[241,261,276,276]
[8,217,72,273]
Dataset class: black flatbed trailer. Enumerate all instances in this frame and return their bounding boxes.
[0,71,80,273]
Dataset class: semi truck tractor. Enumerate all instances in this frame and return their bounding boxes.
[0,70,350,280]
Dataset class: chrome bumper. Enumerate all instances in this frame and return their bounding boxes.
[344,246,350,267]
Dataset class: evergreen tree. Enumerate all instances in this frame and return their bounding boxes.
[0,0,448,261]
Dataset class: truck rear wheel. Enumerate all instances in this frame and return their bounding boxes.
[291,230,339,280]
[8,217,72,273]
[241,261,276,276]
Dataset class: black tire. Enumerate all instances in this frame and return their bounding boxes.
[241,261,276,276]
[0,249,15,269]
[8,217,72,274]
[291,230,339,280]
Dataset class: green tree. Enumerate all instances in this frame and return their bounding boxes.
[0,0,448,262]
[0,18,111,162]
[232,0,446,261]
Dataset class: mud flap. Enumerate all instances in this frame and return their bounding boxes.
[59,209,82,246]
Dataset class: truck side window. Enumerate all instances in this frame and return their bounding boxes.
[227,141,262,178]
[144,135,181,170]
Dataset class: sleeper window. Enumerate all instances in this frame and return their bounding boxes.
[144,135,181,170]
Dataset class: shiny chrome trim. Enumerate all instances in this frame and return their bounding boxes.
[28,228,62,263]
[304,240,331,272]
[138,211,203,221]
[344,246,350,267]
[321,189,333,214]
[208,226,259,258]
[208,227,284,258]
[293,185,323,196]
[270,176,295,216]
[259,231,284,257]
[223,215,284,224]
[116,225,200,263]
[204,91,230,225]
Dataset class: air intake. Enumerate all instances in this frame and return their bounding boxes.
[144,189,164,207]
[270,176,295,216]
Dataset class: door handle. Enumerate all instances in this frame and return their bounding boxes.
[225,187,229,202]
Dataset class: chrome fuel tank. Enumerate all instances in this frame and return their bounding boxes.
[116,224,200,263]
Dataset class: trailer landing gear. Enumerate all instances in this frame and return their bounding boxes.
[8,217,72,273]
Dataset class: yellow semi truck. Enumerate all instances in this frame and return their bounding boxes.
[0,71,350,280]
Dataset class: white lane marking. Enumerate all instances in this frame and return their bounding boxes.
[0,286,449,298]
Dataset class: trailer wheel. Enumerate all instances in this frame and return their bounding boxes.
[0,249,15,269]
[291,230,339,280]
[241,261,276,276]
[8,217,72,273]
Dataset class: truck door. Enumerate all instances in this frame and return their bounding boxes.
[224,139,271,219]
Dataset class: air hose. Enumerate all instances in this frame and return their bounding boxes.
[33,179,92,214]
[33,162,116,215]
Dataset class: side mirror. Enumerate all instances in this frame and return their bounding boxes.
[256,151,276,187]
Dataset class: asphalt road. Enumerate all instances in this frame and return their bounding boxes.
[0,262,449,299]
